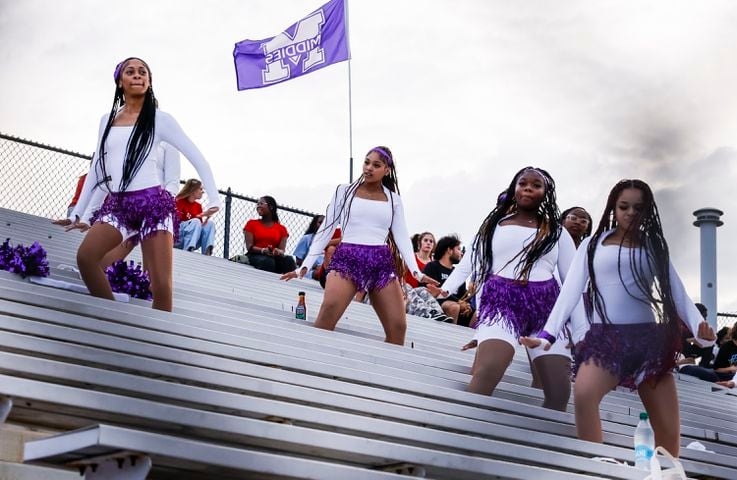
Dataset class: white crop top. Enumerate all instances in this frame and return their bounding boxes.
[70,111,220,221]
[77,142,181,223]
[541,230,713,345]
[299,183,420,276]
[441,224,576,297]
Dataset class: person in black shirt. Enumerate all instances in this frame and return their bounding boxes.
[714,321,737,381]
[423,235,475,326]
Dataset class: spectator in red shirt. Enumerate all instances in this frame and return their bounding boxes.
[175,179,217,255]
[244,196,296,274]
[404,231,434,288]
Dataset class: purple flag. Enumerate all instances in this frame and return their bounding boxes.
[233,0,351,90]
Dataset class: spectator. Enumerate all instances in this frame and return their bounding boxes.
[294,215,325,267]
[423,234,475,326]
[404,232,435,288]
[175,178,217,255]
[713,321,737,381]
[67,172,88,218]
[314,226,342,286]
[244,196,296,274]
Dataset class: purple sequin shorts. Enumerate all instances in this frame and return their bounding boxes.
[573,322,681,390]
[91,186,179,246]
[477,275,560,338]
[327,243,398,292]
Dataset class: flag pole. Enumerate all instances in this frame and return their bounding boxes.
[345,0,353,182]
[348,60,354,182]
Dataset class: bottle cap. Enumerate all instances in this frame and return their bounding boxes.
[298,291,305,296]
[639,412,648,420]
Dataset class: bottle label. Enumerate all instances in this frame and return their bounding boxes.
[295,306,306,320]
[634,445,653,461]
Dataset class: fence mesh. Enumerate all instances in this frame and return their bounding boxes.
[0,132,317,259]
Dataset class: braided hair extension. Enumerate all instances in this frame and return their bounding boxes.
[585,179,681,330]
[95,57,157,192]
[471,167,562,284]
[316,146,406,277]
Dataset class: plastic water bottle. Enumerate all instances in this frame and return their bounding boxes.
[295,291,307,320]
[634,412,655,470]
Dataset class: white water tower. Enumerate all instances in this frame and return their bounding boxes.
[692,208,724,328]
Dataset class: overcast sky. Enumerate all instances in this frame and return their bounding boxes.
[2,0,737,312]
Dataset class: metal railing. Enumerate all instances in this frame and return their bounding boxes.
[0,132,317,259]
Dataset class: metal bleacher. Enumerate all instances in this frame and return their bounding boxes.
[0,207,736,479]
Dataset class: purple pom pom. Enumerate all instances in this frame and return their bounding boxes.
[105,260,152,300]
[0,239,50,278]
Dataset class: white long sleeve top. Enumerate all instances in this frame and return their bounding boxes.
[70,111,219,222]
[299,184,420,277]
[540,230,713,346]
[441,224,577,297]
[78,142,182,223]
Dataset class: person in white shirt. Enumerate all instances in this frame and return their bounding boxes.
[281,146,438,345]
[66,57,220,311]
[521,179,716,456]
[438,167,576,411]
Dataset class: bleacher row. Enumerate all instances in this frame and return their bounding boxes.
[0,207,735,479]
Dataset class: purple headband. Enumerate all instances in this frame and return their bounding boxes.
[113,61,124,81]
[369,147,393,167]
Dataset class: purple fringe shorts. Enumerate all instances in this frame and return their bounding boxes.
[477,275,559,338]
[327,243,398,292]
[573,322,681,390]
[91,186,179,246]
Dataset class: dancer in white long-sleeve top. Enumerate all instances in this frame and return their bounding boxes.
[67,57,220,311]
[281,146,438,345]
[521,179,715,455]
[439,167,575,410]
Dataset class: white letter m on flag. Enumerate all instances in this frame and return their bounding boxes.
[261,10,326,84]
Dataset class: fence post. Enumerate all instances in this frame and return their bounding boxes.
[223,188,232,259]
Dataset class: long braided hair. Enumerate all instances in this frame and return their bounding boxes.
[318,146,405,276]
[585,180,681,331]
[95,57,157,192]
[471,167,561,284]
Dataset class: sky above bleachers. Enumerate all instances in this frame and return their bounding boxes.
[1,0,737,310]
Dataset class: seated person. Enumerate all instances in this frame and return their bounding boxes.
[421,234,475,327]
[294,215,325,267]
[679,319,733,383]
[314,227,342,287]
[713,321,737,381]
[244,196,296,274]
[404,232,435,288]
[175,178,217,255]
[679,303,715,367]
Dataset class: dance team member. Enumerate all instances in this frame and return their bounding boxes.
[282,146,438,345]
[521,179,715,455]
[68,57,220,311]
[441,167,576,410]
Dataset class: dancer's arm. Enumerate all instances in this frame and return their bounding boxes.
[157,112,221,211]
[670,261,716,347]
[162,143,181,197]
[521,236,593,348]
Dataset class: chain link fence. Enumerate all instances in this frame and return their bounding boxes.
[0,132,317,259]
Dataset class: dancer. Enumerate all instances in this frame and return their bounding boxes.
[281,146,438,345]
[521,179,715,455]
[440,167,575,410]
[67,57,220,311]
